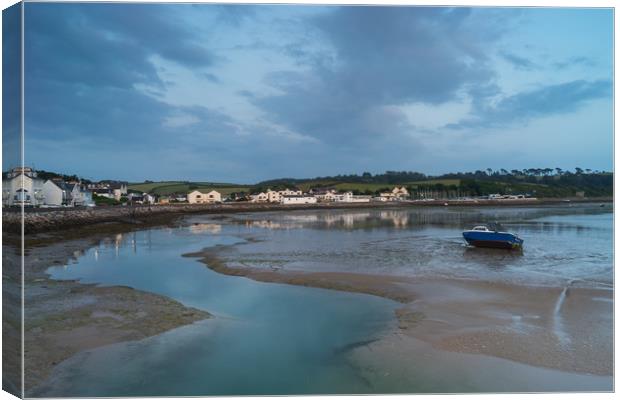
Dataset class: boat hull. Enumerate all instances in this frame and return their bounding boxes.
[463,231,523,249]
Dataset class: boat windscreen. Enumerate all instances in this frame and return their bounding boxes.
[488,222,506,232]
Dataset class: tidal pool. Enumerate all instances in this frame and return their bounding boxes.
[37,204,613,396]
[39,229,398,396]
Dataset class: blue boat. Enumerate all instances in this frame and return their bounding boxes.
[462,223,523,249]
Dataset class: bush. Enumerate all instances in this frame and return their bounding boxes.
[93,193,121,206]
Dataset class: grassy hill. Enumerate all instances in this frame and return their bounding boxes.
[128,182,250,196]
[127,170,612,199]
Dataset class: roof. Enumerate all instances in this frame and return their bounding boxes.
[49,180,78,192]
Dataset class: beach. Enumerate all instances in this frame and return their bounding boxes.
[7,203,614,395]
[4,220,209,395]
[186,249,612,376]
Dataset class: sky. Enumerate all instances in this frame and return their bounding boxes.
[5,3,614,183]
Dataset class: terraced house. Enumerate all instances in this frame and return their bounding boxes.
[187,190,222,204]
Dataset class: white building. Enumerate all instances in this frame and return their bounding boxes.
[379,186,409,202]
[42,180,65,206]
[250,192,269,203]
[88,182,127,201]
[187,190,222,204]
[2,167,45,207]
[267,190,282,203]
[281,195,317,205]
[42,180,83,206]
[334,192,371,203]
[279,188,302,196]
[314,190,338,202]
[143,193,157,204]
[263,188,303,203]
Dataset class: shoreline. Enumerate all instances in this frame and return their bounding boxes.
[3,197,612,234]
[5,220,212,394]
[8,204,613,393]
[184,246,613,377]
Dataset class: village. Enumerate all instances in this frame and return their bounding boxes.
[1,166,411,207]
[2,166,539,209]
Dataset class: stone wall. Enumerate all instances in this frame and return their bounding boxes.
[3,202,385,234]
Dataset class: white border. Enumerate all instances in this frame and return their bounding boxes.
[0,2,616,400]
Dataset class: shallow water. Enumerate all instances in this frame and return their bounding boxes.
[40,230,397,396]
[38,204,613,395]
[215,204,613,288]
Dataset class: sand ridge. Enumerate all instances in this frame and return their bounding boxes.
[185,246,613,377]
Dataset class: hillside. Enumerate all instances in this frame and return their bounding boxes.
[127,181,250,196]
[127,169,612,199]
[17,167,604,199]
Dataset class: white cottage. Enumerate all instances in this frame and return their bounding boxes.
[280,195,317,205]
[42,180,81,206]
[2,167,45,206]
[250,192,269,203]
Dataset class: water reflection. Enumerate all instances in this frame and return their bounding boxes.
[243,220,303,230]
[229,204,610,234]
[462,246,524,271]
[211,204,612,289]
[189,223,222,234]
[43,228,398,397]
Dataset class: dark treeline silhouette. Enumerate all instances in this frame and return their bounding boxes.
[257,168,612,198]
[257,168,610,185]
[33,170,94,184]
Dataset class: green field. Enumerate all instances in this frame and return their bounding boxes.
[128,182,250,196]
[128,176,609,198]
[130,179,462,196]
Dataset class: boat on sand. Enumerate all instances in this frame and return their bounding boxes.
[462,223,523,249]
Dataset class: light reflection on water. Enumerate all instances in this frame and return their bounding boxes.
[37,204,613,396]
[215,204,612,288]
[41,228,398,397]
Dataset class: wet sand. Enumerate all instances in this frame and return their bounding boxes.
[185,246,613,378]
[4,219,211,394]
[9,205,613,394]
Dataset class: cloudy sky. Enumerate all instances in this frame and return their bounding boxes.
[11,3,614,182]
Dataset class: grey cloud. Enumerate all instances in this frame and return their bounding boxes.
[500,51,537,70]
[25,3,215,91]
[22,3,271,180]
[200,72,220,83]
[251,7,498,149]
[553,56,596,70]
[447,79,612,130]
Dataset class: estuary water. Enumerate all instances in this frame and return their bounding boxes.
[38,204,613,395]
[39,230,397,396]
[216,203,613,288]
